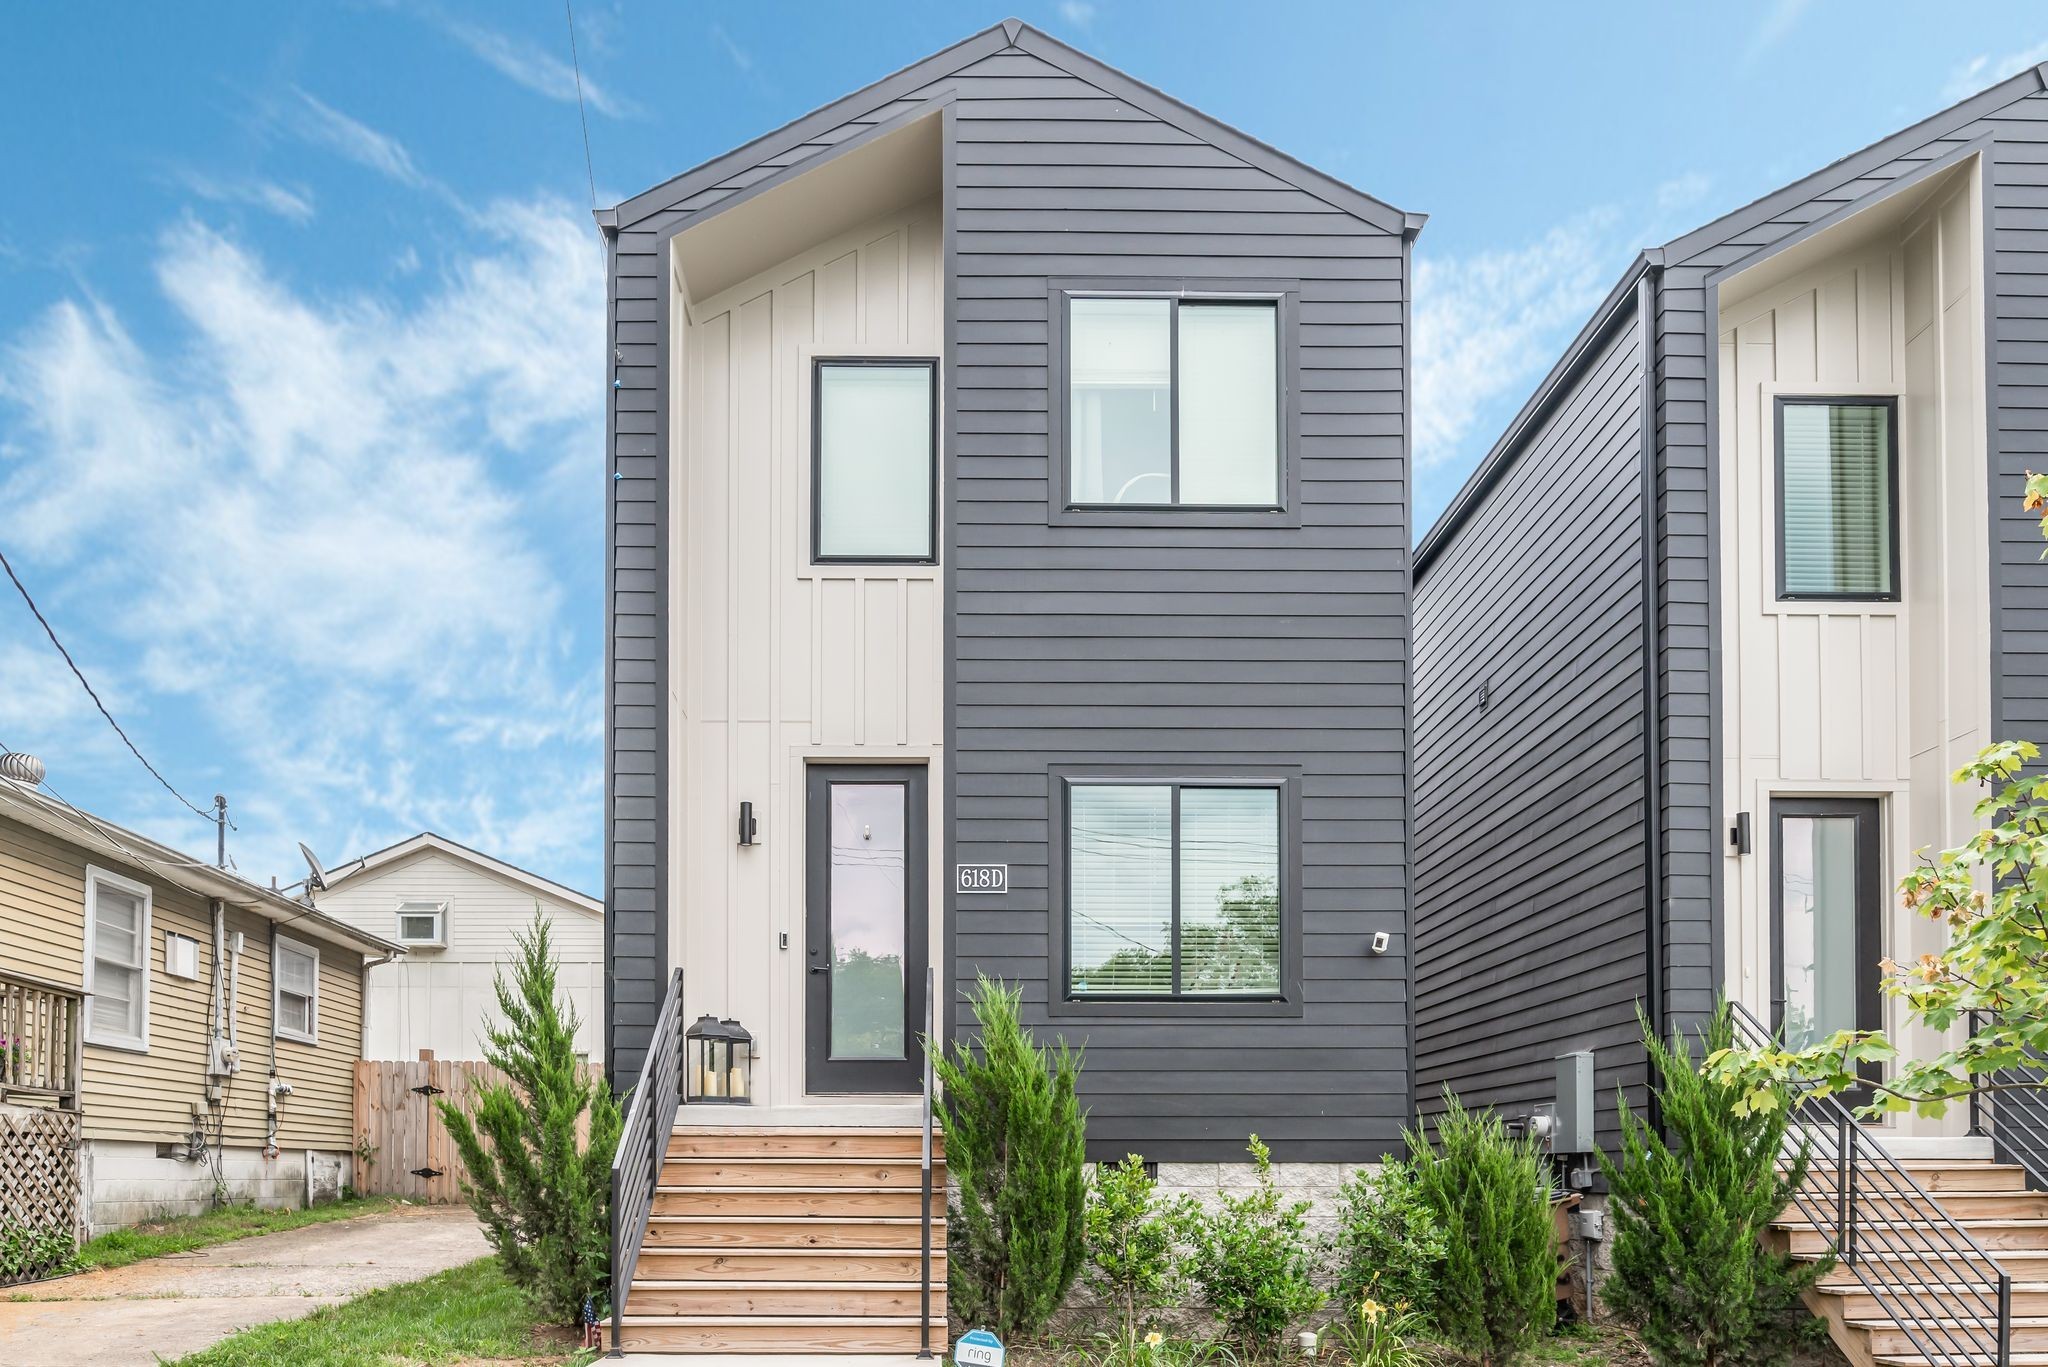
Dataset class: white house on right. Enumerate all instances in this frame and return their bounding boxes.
[1413,63,2048,1367]
[315,833,603,1062]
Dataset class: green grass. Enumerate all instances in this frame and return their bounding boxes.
[166,1257,593,1367]
[74,1195,402,1270]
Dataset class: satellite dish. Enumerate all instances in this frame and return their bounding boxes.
[298,843,328,893]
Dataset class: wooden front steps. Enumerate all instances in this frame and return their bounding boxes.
[621,1125,946,1356]
[1776,1160,2047,1367]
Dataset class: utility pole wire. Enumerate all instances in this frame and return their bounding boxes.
[564,0,600,224]
[0,544,217,825]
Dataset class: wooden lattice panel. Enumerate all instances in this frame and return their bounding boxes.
[0,1106,80,1285]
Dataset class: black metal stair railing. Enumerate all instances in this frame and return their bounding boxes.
[608,966,685,1358]
[1970,1010,2048,1194]
[1731,1003,2012,1367]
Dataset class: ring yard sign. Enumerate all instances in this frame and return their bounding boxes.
[955,1329,1005,1366]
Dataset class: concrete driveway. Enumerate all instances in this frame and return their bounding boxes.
[0,1205,489,1367]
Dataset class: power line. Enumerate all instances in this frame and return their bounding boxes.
[564,0,599,218]
[0,545,215,825]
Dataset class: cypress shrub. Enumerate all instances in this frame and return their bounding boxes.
[930,975,1087,1342]
[438,911,621,1325]
[1408,1091,1558,1367]
[1600,1003,1829,1367]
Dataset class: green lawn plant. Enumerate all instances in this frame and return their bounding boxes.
[1329,1157,1447,1320]
[1181,1134,1324,1361]
[1322,1286,1430,1367]
[930,974,1088,1343]
[1085,1153,1189,1351]
[438,910,621,1326]
[1600,1003,1828,1367]
[1407,1091,1558,1367]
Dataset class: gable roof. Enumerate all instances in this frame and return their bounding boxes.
[321,832,601,917]
[604,18,1418,237]
[0,779,403,958]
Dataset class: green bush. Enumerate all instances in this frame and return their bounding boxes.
[1182,1134,1324,1360]
[931,975,1088,1342]
[438,910,621,1325]
[1407,1092,1558,1367]
[0,1221,77,1284]
[1328,1157,1447,1320]
[1085,1153,1189,1347]
[1600,1003,1829,1367]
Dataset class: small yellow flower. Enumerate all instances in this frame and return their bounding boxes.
[1363,1298,1385,1323]
[1145,1330,1164,1347]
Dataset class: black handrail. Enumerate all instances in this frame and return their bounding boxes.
[1730,1003,2011,1367]
[609,966,684,1358]
[1970,1010,2048,1193]
[919,963,937,1360]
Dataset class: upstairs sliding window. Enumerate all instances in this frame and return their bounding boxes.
[1776,397,1898,600]
[1067,296,1280,509]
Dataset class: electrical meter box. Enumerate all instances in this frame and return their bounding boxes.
[1555,1050,1595,1154]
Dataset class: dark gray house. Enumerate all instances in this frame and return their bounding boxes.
[1412,52,2048,1231]
[598,20,1417,1353]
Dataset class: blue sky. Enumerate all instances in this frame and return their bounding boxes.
[1,1,2042,895]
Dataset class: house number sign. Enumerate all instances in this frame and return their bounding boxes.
[955,863,1009,895]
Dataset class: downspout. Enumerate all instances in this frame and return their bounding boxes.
[265,919,280,1157]
[1635,259,1666,1121]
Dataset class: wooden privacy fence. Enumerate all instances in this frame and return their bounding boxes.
[352,1058,603,1204]
[0,1106,81,1285]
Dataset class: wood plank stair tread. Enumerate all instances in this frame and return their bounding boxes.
[651,1214,943,1224]
[1820,1282,2048,1294]
[1874,1358,2048,1367]
[671,1126,932,1136]
[1849,1317,2048,1329]
[1778,1216,2048,1231]
[622,1316,931,1327]
[628,1280,934,1291]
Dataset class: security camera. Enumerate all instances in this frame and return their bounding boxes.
[1370,931,1391,955]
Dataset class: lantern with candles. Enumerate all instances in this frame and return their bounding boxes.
[685,1015,754,1104]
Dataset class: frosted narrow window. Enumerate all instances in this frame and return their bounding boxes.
[815,361,934,561]
[1068,786,1173,995]
[1069,298,1171,505]
[1779,400,1895,597]
[1779,815,1860,1050]
[1179,303,1280,506]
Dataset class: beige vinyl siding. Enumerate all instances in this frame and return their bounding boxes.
[0,815,365,1150]
[1716,166,1987,1139]
[317,847,603,1059]
[676,197,946,1106]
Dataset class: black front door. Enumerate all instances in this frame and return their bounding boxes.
[805,764,928,1094]
[1771,797,1884,1097]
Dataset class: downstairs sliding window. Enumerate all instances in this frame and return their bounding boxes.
[1065,781,1282,998]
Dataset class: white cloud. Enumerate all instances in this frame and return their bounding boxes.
[172,170,317,223]
[1944,39,2048,103]
[1741,0,1812,69]
[1412,209,1622,473]
[437,15,639,118]
[1058,1,1098,30]
[0,199,604,886]
[709,22,754,74]
[289,89,431,189]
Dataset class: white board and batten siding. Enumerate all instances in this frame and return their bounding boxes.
[317,844,604,1061]
[673,199,946,1109]
[1716,165,1988,1138]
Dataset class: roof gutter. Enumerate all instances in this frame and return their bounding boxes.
[1414,251,1659,579]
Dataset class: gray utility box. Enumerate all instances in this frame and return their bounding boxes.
[1554,1051,1595,1154]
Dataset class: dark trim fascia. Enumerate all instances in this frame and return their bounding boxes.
[1980,141,2005,744]
[1414,252,1656,579]
[1044,277,1302,530]
[1701,275,1726,1008]
[1635,267,1663,1069]
[1007,23,1414,234]
[939,99,961,1046]
[1702,134,1994,291]
[601,217,622,1088]
[610,26,1009,229]
[1663,71,2041,266]
[1043,762,1306,1022]
[1399,221,1418,1155]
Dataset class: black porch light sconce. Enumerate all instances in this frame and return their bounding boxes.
[737,800,758,846]
[685,1015,754,1104]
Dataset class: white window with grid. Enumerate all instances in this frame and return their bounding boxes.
[273,934,319,1044]
[84,865,152,1051]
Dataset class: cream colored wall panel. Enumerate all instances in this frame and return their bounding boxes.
[675,201,945,1105]
[1718,168,1987,1143]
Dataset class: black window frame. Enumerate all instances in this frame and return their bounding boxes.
[1047,766,1302,1019]
[810,355,941,566]
[1046,277,1301,530]
[1772,394,1901,603]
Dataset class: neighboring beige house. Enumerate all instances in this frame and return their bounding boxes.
[0,777,400,1235]
[315,833,603,1061]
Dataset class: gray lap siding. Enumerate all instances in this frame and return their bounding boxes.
[945,51,1412,1164]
